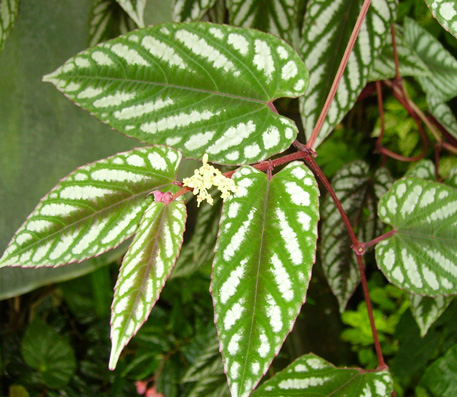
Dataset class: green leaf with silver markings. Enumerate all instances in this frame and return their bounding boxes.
[43,22,308,165]
[172,0,218,22]
[427,96,457,140]
[251,353,393,396]
[409,294,453,337]
[0,0,19,52]
[109,197,186,369]
[116,0,146,27]
[211,162,319,397]
[405,159,436,180]
[424,0,457,40]
[376,177,457,295]
[0,146,181,269]
[299,0,397,147]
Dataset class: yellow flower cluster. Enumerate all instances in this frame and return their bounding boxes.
[183,154,238,206]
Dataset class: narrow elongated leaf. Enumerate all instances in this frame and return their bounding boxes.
[404,17,457,102]
[321,162,393,312]
[172,0,218,22]
[109,198,186,369]
[211,163,319,397]
[424,0,457,39]
[427,96,457,140]
[409,294,453,337]
[0,0,19,52]
[376,177,457,295]
[43,22,308,165]
[252,353,393,396]
[116,0,145,27]
[0,146,181,269]
[300,0,397,147]
[421,343,457,396]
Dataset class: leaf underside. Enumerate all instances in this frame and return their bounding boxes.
[211,162,319,397]
[43,22,308,165]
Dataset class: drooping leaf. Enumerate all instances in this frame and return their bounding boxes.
[321,162,393,312]
[0,0,19,52]
[211,162,319,396]
[109,197,186,369]
[226,0,302,49]
[88,0,136,47]
[404,16,457,102]
[409,294,453,337]
[421,343,457,396]
[251,353,393,396]
[427,95,457,140]
[115,0,146,27]
[369,24,430,81]
[299,0,397,147]
[0,146,181,269]
[43,22,308,165]
[172,0,218,22]
[376,177,457,295]
[424,0,457,40]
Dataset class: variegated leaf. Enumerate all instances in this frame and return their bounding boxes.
[116,0,146,27]
[0,146,181,269]
[109,197,187,369]
[172,0,218,22]
[0,0,19,52]
[226,0,302,49]
[211,163,319,397]
[405,159,436,180]
[376,177,457,295]
[43,22,308,165]
[427,96,457,140]
[369,25,430,81]
[88,0,136,47]
[252,353,393,396]
[409,294,453,337]
[424,0,457,39]
[404,16,457,102]
[321,162,393,312]
[300,0,397,147]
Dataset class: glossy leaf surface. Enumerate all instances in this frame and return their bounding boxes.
[0,146,181,269]
[252,353,393,396]
[172,0,217,21]
[300,0,397,147]
[0,0,19,52]
[424,0,457,39]
[376,177,457,295]
[44,22,308,165]
[109,198,186,369]
[116,0,146,27]
[212,163,319,396]
[409,294,453,337]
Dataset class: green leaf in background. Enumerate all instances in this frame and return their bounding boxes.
[172,0,217,22]
[300,0,397,147]
[409,294,453,337]
[21,318,76,389]
[0,0,19,52]
[227,0,301,49]
[376,177,457,295]
[427,95,457,140]
[404,16,457,102]
[43,22,308,165]
[252,353,393,396]
[405,159,436,180]
[369,24,431,82]
[0,145,181,269]
[421,343,457,396]
[321,162,393,312]
[211,163,319,396]
[109,198,187,369]
[424,0,457,40]
[116,0,145,27]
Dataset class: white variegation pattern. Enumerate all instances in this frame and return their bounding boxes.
[321,162,393,312]
[300,0,397,147]
[427,96,457,140]
[252,353,393,395]
[0,146,181,269]
[376,177,457,295]
[116,0,146,27]
[227,0,301,49]
[109,198,186,369]
[405,159,436,180]
[0,0,19,52]
[404,17,457,102]
[172,0,218,22]
[44,22,308,165]
[425,0,457,39]
[211,163,319,397]
[409,294,453,337]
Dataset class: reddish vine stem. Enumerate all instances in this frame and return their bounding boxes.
[306,0,372,149]
[360,229,396,250]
